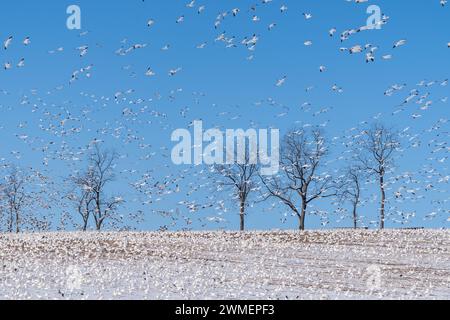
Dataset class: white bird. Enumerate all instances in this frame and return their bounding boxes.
[168,68,182,76]
[197,6,205,14]
[196,42,207,49]
[4,36,12,50]
[77,45,89,57]
[329,28,337,37]
[366,52,375,63]
[393,39,407,48]
[176,16,185,24]
[349,45,363,54]
[145,68,156,77]
[276,76,287,87]
[17,58,25,68]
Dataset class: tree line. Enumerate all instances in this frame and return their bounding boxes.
[0,123,400,233]
[216,123,400,231]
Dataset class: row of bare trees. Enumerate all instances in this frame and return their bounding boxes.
[0,123,399,233]
[217,123,400,231]
[0,146,124,233]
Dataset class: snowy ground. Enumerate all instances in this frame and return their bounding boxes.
[0,230,449,300]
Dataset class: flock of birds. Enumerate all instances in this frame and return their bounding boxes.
[0,230,448,299]
[0,0,448,232]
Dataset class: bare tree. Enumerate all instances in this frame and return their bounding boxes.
[337,167,363,229]
[261,129,335,231]
[356,124,400,229]
[74,145,124,231]
[1,167,28,233]
[68,181,95,231]
[215,161,258,231]
[0,167,55,233]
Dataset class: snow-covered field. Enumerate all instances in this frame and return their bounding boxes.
[0,230,449,300]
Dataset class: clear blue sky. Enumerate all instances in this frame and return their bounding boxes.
[0,0,448,231]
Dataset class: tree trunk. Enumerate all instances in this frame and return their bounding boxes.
[8,209,13,233]
[82,219,88,231]
[299,200,307,231]
[82,201,90,231]
[95,199,102,231]
[352,202,358,230]
[239,199,245,231]
[380,174,386,230]
[15,210,20,233]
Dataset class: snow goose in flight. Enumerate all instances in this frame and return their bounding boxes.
[23,37,31,46]
[366,52,375,63]
[275,76,287,87]
[196,42,207,49]
[17,58,25,68]
[329,28,337,37]
[78,45,88,57]
[176,15,184,24]
[268,23,276,31]
[197,6,205,14]
[145,68,156,77]
[393,39,407,48]
[168,68,182,76]
[349,45,363,54]
[4,36,12,50]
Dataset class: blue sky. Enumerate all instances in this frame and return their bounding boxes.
[0,0,448,231]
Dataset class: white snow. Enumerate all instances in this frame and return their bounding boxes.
[0,230,448,300]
